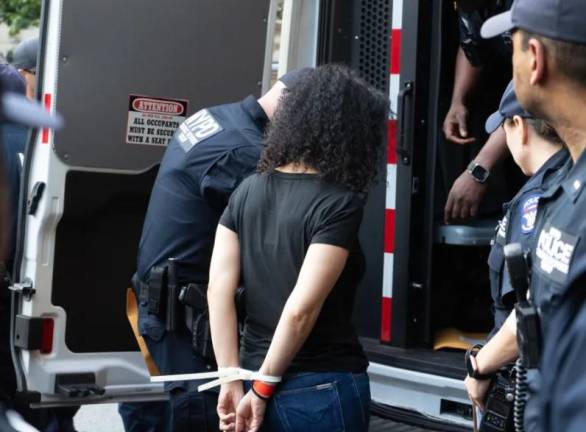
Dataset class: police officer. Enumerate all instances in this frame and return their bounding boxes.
[484,81,568,334]
[444,0,515,223]
[463,81,568,415]
[121,69,309,432]
[482,0,586,429]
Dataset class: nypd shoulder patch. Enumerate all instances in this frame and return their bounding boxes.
[520,195,540,234]
[177,109,223,153]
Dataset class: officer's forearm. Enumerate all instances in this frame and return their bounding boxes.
[475,323,518,375]
[451,47,482,106]
[474,127,508,170]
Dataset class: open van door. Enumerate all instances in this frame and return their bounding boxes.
[10,0,273,407]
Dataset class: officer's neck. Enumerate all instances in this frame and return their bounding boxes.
[547,86,586,163]
[525,143,561,177]
[556,126,586,164]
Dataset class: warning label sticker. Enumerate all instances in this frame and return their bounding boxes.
[126,95,188,146]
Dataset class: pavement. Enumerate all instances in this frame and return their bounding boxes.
[73,404,124,432]
[71,405,443,432]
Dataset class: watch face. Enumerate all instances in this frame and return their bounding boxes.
[471,165,489,182]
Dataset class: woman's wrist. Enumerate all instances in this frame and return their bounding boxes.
[251,380,277,400]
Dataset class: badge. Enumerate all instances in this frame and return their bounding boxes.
[177,109,223,152]
[521,195,540,234]
[535,222,578,284]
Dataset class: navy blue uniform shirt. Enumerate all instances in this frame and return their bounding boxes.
[137,96,268,283]
[533,256,586,432]
[529,150,586,326]
[488,148,569,333]
[520,149,586,431]
[459,0,513,66]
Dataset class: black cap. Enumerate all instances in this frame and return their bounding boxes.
[12,37,39,72]
[485,80,533,134]
[278,67,313,89]
[481,0,586,44]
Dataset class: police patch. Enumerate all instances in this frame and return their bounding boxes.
[521,195,540,234]
[177,109,223,153]
[535,223,578,284]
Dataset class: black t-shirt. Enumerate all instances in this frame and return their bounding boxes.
[219,171,369,373]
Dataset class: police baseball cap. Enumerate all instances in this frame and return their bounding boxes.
[485,80,533,134]
[481,0,586,44]
[278,67,313,89]
[12,37,39,72]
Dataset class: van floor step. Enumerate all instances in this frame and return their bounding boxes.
[361,337,467,380]
[369,416,441,431]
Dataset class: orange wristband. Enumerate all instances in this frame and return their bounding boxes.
[252,380,277,400]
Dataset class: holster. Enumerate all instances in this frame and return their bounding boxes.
[135,259,183,332]
[180,283,215,363]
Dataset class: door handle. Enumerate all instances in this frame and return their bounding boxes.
[397,81,414,165]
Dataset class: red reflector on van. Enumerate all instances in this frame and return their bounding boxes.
[41,318,54,354]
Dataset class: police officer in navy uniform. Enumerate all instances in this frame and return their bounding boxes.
[482,0,586,429]
[120,69,309,432]
[463,80,569,418]
[484,81,569,334]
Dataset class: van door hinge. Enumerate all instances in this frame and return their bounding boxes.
[9,278,35,300]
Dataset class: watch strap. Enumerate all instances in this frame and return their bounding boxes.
[465,344,495,380]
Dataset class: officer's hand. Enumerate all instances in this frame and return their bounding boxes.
[218,381,244,431]
[464,374,491,411]
[235,390,266,432]
[444,170,487,224]
[443,103,476,145]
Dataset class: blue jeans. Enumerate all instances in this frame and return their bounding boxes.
[247,372,370,432]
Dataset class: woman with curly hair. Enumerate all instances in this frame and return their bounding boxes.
[207,64,388,432]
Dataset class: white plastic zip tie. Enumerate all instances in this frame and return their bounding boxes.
[150,367,282,392]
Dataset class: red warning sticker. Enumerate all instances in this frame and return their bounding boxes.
[126,94,188,146]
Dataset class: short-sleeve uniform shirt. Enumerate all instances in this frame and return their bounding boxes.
[137,96,267,284]
[487,149,569,333]
[220,171,369,373]
[458,0,514,66]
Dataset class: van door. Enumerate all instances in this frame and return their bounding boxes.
[11,0,271,407]
[337,0,435,349]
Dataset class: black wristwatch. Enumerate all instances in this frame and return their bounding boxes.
[465,344,494,380]
[467,160,490,183]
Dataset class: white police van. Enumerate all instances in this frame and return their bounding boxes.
[11,0,514,429]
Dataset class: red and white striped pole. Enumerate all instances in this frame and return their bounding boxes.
[381,0,402,343]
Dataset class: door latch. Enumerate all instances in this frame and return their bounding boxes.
[9,278,35,301]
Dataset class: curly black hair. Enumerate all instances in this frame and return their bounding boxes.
[258,64,389,193]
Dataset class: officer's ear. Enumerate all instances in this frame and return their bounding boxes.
[512,115,529,146]
[526,38,547,86]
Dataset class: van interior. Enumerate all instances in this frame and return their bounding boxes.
[353,0,523,380]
